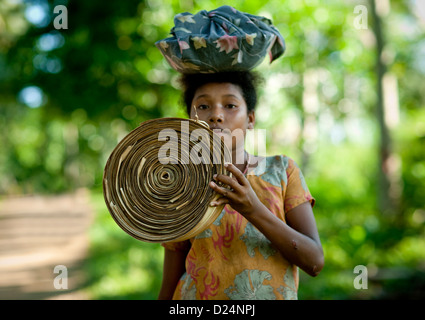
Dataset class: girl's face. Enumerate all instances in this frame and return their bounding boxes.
[190,82,255,152]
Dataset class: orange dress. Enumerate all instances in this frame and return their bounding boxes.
[162,155,315,300]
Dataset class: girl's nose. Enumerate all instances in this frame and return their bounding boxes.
[209,106,223,124]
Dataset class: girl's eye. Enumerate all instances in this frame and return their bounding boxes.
[198,104,209,110]
[226,104,237,109]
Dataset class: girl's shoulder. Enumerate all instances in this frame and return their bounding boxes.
[249,154,295,174]
[248,154,297,187]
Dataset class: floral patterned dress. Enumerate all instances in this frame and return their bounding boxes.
[162,155,315,300]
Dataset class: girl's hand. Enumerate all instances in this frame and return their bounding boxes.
[209,163,325,277]
[209,163,263,216]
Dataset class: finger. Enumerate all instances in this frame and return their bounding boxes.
[209,181,234,199]
[213,174,242,192]
[224,162,248,186]
[210,197,229,207]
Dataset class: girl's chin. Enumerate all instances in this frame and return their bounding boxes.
[214,131,230,137]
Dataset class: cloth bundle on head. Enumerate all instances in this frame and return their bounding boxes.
[155,5,285,73]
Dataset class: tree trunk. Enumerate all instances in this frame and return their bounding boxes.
[370,0,395,214]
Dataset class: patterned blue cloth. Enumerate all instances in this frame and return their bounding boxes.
[155,5,285,74]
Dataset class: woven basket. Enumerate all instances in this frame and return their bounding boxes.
[103,117,231,243]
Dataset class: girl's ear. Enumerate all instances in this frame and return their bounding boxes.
[248,111,255,129]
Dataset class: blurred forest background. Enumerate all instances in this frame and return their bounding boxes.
[0,0,424,299]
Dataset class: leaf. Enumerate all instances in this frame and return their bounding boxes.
[192,36,207,50]
[245,33,257,46]
[224,269,276,300]
[240,222,277,259]
[176,14,196,24]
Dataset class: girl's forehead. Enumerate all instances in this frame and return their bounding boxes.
[194,82,244,99]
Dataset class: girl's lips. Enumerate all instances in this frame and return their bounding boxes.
[209,126,223,131]
[210,125,230,132]
[211,128,231,135]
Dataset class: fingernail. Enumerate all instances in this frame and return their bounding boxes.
[213,174,217,180]
[210,201,216,206]
[210,181,216,187]
[224,162,230,167]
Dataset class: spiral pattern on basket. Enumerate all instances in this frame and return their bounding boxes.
[103,118,231,243]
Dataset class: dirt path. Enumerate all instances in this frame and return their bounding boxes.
[0,188,94,300]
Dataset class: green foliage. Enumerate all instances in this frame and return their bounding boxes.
[1,0,424,299]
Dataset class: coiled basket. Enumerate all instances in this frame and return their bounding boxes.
[103,117,231,243]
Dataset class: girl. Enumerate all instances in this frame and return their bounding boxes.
[158,71,324,300]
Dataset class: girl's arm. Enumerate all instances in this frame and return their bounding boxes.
[241,201,324,277]
[157,247,188,299]
[209,163,324,277]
